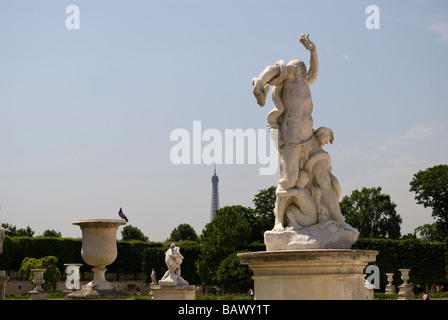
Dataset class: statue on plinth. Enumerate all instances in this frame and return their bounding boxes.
[252,34,359,250]
[151,269,158,284]
[0,223,10,254]
[159,243,188,286]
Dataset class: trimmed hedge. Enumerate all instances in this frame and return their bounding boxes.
[1,236,446,289]
[0,236,82,273]
[353,238,446,289]
[0,236,163,279]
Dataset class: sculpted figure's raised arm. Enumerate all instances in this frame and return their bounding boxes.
[299,34,318,86]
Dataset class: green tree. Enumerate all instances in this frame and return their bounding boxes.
[2,224,35,237]
[216,251,253,294]
[251,186,276,241]
[409,164,448,239]
[121,225,148,242]
[42,229,62,238]
[340,187,402,239]
[414,223,444,242]
[18,256,61,291]
[168,223,199,242]
[16,226,34,237]
[196,205,252,286]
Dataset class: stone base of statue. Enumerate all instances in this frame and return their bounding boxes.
[238,249,378,300]
[68,269,130,300]
[264,223,359,251]
[0,271,9,300]
[29,290,48,300]
[397,269,415,300]
[68,284,130,300]
[151,275,196,300]
[397,285,414,300]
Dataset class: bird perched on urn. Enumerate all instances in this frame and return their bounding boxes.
[118,208,128,222]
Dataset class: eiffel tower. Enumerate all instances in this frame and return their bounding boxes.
[210,164,220,221]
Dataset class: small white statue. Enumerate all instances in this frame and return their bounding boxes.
[151,269,157,284]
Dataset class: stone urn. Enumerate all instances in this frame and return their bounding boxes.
[29,269,47,300]
[397,268,415,300]
[385,273,396,294]
[31,269,46,291]
[72,219,125,291]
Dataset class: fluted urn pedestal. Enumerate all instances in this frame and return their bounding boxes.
[397,269,415,300]
[68,219,129,300]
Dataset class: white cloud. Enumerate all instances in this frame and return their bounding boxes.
[388,154,427,166]
[387,124,440,145]
[425,16,448,45]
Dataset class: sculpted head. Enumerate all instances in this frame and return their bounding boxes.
[314,127,334,147]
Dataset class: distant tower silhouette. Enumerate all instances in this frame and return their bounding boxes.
[210,164,220,220]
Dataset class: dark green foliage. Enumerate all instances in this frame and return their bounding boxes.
[109,240,162,277]
[0,236,83,273]
[353,238,446,289]
[167,224,199,242]
[410,164,448,239]
[0,236,163,279]
[18,256,62,291]
[216,251,253,294]
[121,225,149,242]
[340,187,402,239]
[196,206,252,286]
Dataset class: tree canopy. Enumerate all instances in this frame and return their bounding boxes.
[121,225,149,242]
[410,164,448,239]
[18,256,61,291]
[196,205,252,286]
[167,223,199,242]
[340,186,402,239]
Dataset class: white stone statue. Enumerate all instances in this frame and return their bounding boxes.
[252,34,359,250]
[0,224,10,254]
[151,269,157,284]
[159,244,188,286]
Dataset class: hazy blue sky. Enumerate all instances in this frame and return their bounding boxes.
[1,1,447,241]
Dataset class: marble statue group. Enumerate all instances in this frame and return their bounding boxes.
[252,34,359,250]
[159,243,188,286]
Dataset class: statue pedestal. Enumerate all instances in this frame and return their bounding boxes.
[150,283,196,300]
[385,273,396,294]
[68,285,130,300]
[397,269,415,300]
[238,249,378,300]
[0,271,10,300]
[29,290,48,300]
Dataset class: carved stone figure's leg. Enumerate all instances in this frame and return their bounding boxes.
[279,145,300,190]
[273,196,288,230]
